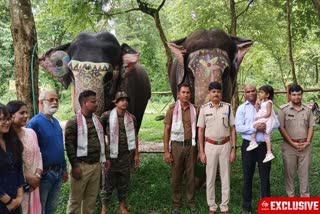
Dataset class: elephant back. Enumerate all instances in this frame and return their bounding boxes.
[68,32,122,67]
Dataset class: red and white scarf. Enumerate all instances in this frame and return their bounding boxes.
[170,100,196,146]
[76,111,106,163]
[109,108,136,158]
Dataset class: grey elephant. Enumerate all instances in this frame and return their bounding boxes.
[40,31,151,131]
[167,28,253,106]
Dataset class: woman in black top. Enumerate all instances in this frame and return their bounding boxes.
[0,104,25,214]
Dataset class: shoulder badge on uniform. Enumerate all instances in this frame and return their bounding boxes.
[280,103,290,109]
[220,101,230,106]
[201,102,212,108]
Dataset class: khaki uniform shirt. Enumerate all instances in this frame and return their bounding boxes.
[278,102,315,140]
[197,101,235,141]
[164,104,198,141]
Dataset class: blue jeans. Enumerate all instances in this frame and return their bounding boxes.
[40,168,63,214]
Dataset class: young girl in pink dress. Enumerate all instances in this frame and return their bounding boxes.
[7,101,42,214]
[246,85,276,163]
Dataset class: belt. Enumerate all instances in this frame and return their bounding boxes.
[172,140,192,146]
[44,165,62,171]
[206,136,230,145]
[291,138,307,143]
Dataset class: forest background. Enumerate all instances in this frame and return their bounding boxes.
[1,0,320,213]
[1,0,320,109]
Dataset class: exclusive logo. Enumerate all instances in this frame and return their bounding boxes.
[258,197,320,213]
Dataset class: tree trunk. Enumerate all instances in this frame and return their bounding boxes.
[313,0,320,26]
[153,12,172,79]
[9,0,38,116]
[315,58,319,83]
[229,0,239,112]
[286,0,297,84]
[314,0,320,13]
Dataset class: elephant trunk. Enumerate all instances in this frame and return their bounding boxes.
[68,60,119,115]
[188,48,230,106]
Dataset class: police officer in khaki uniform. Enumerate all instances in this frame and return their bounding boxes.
[163,83,199,214]
[278,84,315,197]
[197,81,237,214]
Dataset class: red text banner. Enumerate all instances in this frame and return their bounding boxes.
[258,197,320,214]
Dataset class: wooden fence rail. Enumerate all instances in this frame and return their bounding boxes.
[151,88,320,95]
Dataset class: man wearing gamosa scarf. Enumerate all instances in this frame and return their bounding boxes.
[163,83,199,214]
[64,90,108,214]
[100,91,139,214]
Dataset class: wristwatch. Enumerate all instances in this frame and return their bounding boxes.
[232,146,237,150]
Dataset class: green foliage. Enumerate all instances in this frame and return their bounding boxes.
[0,1,14,98]
[54,89,74,121]
[3,0,320,106]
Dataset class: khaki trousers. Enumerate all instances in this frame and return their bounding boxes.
[282,142,312,196]
[205,142,231,212]
[67,162,101,214]
[171,142,197,208]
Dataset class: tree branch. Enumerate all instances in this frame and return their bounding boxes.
[92,8,142,18]
[157,0,166,10]
[236,0,254,19]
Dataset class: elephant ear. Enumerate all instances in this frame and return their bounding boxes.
[231,36,253,71]
[121,43,139,70]
[167,38,189,93]
[166,37,187,67]
[39,43,72,89]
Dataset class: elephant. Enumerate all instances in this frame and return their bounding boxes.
[39,31,151,131]
[167,28,253,106]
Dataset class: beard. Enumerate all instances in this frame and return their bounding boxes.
[43,102,58,115]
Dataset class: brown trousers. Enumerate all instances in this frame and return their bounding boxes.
[171,142,197,208]
[67,162,101,214]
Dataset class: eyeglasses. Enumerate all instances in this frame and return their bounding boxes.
[0,117,12,125]
[43,98,59,103]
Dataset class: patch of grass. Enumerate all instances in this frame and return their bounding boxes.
[138,113,164,142]
[138,98,173,142]
[57,125,320,214]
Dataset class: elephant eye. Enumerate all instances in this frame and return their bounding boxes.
[56,60,63,67]
[49,50,71,77]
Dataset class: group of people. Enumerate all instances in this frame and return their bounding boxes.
[0,89,138,214]
[0,81,315,214]
[164,82,315,214]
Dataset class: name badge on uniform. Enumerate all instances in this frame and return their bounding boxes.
[205,113,213,116]
[288,114,294,117]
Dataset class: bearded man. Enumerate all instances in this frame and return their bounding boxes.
[27,89,68,214]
